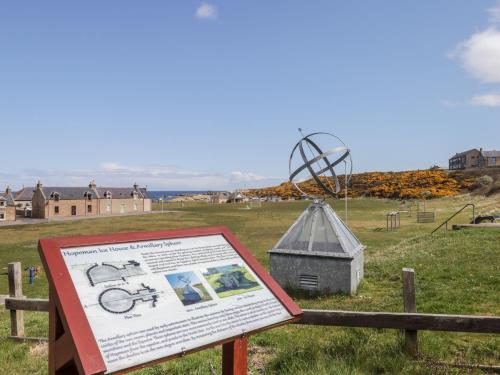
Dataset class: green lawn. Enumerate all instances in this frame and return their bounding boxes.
[0,195,499,374]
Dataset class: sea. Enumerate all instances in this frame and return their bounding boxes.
[148,191,226,201]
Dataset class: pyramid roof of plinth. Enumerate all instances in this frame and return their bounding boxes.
[271,202,364,257]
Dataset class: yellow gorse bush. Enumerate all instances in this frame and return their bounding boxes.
[249,170,474,200]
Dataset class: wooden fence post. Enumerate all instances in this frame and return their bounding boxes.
[402,268,418,357]
[8,262,25,338]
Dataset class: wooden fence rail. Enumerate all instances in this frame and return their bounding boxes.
[4,262,500,356]
[5,297,499,334]
[294,310,500,333]
[5,297,49,312]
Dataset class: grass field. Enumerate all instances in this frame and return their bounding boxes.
[0,194,499,374]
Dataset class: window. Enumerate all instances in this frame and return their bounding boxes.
[54,206,59,214]
[71,206,77,216]
[492,157,497,165]
[0,201,4,207]
[0,213,4,220]
[87,204,92,213]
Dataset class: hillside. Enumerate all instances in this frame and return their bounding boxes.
[249,170,481,200]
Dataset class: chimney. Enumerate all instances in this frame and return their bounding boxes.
[5,185,11,195]
[133,182,139,190]
[89,180,97,189]
[36,180,43,190]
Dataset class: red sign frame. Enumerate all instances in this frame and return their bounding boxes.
[39,226,303,374]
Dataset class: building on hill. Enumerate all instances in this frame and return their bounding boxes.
[0,186,17,222]
[449,148,500,170]
[481,150,500,168]
[209,192,229,204]
[449,149,481,170]
[32,180,151,219]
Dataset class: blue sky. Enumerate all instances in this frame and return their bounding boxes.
[1,1,499,190]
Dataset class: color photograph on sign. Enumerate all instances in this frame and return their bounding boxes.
[59,234,293,373]
[165,271,212,306]
[201,264,263,298]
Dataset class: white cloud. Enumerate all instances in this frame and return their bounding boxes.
[469,92,500,107]
[488,0,500,23]
[195,3,217,20]
[229,171,266,183]
[450,27,500,83]
[446,5,500,106]
[4,163,281,190]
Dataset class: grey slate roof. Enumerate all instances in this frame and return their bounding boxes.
[0,192,15,206]
[482,150,500,157]
[96,187,148,199]
[42,187,94,200]
[15,187,34,201]
[40,186,148,200]
[451,149,479,158]
[451,149,500,159]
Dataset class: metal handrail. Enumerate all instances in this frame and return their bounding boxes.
[431,204,475,234]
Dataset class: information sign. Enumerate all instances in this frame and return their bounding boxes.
[39,227,302,374]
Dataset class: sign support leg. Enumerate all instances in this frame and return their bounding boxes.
[49,288,80,375]
[222,338,248,375]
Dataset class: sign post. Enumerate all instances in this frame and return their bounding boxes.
[39,227,302,374]
[222,337,248,375]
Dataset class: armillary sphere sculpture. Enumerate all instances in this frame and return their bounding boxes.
[268,130,365,295]
[289,131,352,199]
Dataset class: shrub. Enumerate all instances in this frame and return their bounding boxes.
[478,175,494,186]
[420,191,431,199]
[486,180,500,196]
[249,170,475,200]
